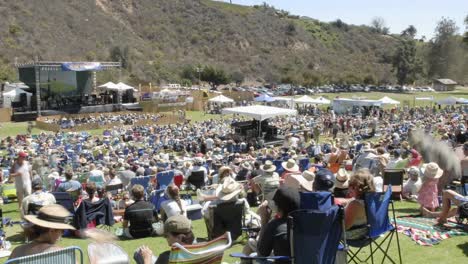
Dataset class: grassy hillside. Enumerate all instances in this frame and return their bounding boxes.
[0,0,402,84]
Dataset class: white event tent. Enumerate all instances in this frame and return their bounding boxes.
[293,95,320,104]
[208,95,234,103]
[222,105,297,121]
[315,96,331,104]
[437,96,468,105]
[378,96,400,105]
[2,87,32,108]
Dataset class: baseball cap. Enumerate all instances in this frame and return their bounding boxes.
[18,151,28,158]
[313,169,335,191]
[164,215,192,234]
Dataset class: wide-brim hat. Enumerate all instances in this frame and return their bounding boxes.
[241,161,253,170]
[282,159,299,172]
[260,160,276,172]
[218,166,232,176]
[335,168,349,189]
[284,174,313,192]
[302,170,315,182]
[423,162,443,179]
[215,177,242,201]
[24,204,75,230]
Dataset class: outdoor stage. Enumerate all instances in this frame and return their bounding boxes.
[11,103,142,121]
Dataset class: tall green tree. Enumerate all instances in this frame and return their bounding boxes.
[392,40,423,85]
[428,18,459,79]
[401,25,417,39]
[201,66,231,89]
[464,14,468,44]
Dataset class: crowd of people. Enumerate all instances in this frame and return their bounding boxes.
[42,113,163,129]
[1,103,467,263]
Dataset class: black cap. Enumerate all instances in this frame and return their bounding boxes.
[273,186,300,216]
[313,169,335,191]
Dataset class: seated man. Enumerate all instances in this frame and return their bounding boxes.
[123,184,158,238]
[56,171,82,192]
[437,189,468,224]
[21,178,56,218]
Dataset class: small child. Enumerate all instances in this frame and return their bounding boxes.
[417,163,443,217]
[403,166,422,200]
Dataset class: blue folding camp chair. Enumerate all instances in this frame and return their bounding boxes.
[52,192,75,214]
[156,170,175,189]
[300,191,333,211]
[274,160,284,174]
[298,158,310,172]
[347,186,402,264]
[231,205,345,264]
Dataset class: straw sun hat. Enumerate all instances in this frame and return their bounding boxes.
[24,204,75,230]
[260,160,276,172]
[282,159,299,172]
[215,177,242,201]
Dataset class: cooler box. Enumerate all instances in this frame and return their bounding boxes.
[186,204,203,220]
[1,183,17,199]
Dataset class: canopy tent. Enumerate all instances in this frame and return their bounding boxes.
[98,82,118,89]
[222,105,297,121]
[378,96,400,105]
[315,96,331,104]
[208,95,234,103]
[415,96,434,101]
[293,95,321,104]
[436,96,468,105]
[98,82,136,91]
[255,94,276,102]
[3,82,30,92]
[332,98,382,114]
[2,87,32,108]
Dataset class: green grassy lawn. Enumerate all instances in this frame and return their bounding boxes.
[1,199,467,263]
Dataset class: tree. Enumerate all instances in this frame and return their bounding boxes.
[464,14,468,44]
[231,71,244,87]
[110,46,131,70]
[201,66,230,89]
[392,40,423,85]
[401,25,417,39]
[370,17,390,35]
[428,18,459,78]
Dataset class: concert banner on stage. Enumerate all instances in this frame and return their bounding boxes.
[61,62,102,71]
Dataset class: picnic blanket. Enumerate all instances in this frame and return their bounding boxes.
[393,216,467,246]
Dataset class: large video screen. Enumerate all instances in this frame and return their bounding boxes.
[19,68,93,96]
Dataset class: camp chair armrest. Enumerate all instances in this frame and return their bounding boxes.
[230,252,291,261]
[171,232,232,255]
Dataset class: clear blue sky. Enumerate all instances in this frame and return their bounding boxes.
[218,0,467,39]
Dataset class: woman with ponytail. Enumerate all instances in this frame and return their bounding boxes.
[343,169,375,240]
[160,185,187,221]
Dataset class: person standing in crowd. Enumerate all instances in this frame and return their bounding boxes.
[10,151,32,209]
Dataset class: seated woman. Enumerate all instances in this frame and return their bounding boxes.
[9,204,76,259]
[160,185,187,221]
[243,186,300,263]
[343,169,375,240]
[135,215,195,264]
[85,182,101,203]
[437,189,468,224]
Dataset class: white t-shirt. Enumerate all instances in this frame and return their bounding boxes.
[160,199,187,218]
[15,161,31,188]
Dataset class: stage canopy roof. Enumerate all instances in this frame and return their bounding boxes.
[98,82,136,91]
[222,105,297,120]
[378,96,400,105]
[208,95,234,103]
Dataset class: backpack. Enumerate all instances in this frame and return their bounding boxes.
[457,202,468,224]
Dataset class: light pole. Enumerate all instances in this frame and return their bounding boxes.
[196,67,202,90]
